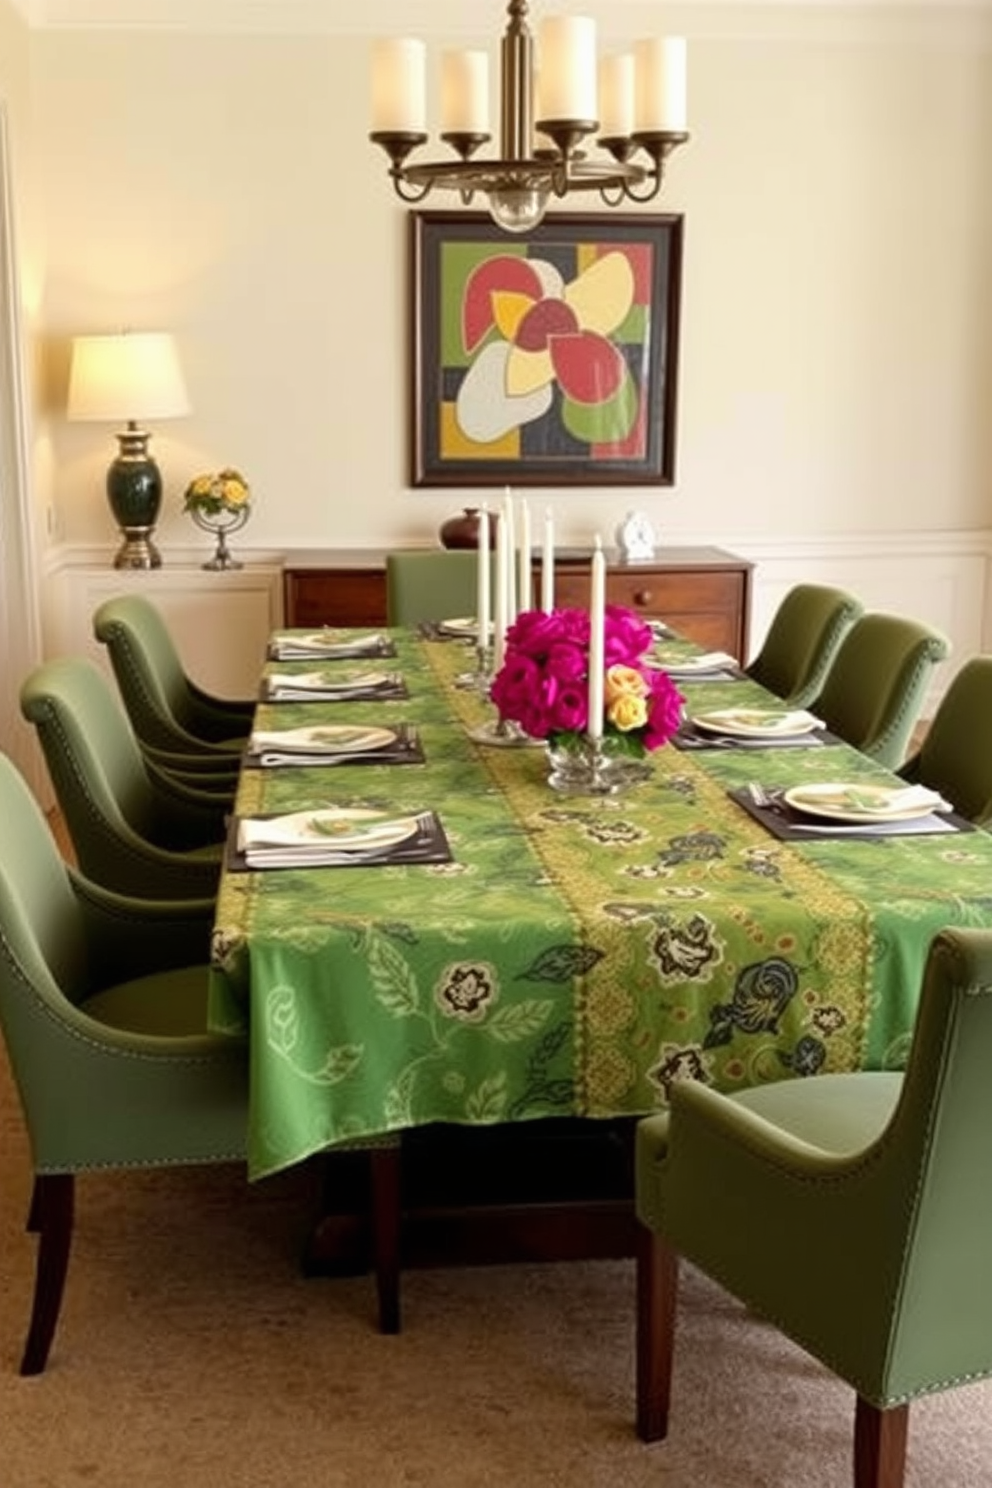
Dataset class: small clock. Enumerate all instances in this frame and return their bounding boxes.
[616,510,657,562]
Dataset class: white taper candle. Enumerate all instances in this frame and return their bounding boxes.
[503,488,517,620]
[541,507,555,613]
[588,536,606,741]
[517,498,531,614]
[477,505,491,646]
[494,510,509,674]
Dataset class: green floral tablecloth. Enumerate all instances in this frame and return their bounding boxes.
[210,633,992,1179]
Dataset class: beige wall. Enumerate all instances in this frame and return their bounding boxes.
[20,2,992,556]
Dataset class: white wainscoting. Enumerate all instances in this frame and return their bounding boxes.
[41,531,992,721]
[40,550,284,698]
[723,531,992,716]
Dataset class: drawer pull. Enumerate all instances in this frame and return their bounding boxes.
[633,589,653,607]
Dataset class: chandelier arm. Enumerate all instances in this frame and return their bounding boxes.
[599,182,626,208]
[620,173,664,205]
[391,175,434,204]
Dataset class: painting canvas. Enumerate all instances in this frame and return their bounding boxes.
[410,211,683,488]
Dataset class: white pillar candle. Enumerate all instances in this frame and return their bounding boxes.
[537,16,598,123]
[587,536,606,741]
[517,498,531,614]
[634,37,688,133]
[502,488,517,621]
[494,512,509,674]
[371,38,427,134]
[441,50,489,136]
[541,507,555,613]
[598,54,634,139]
[476,504,491,645]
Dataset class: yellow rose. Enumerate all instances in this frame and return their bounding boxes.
[607,693,648,732]
[221,479,248,507]
[604,664,648,705]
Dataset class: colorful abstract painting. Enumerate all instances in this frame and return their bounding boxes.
[410,213,683,487]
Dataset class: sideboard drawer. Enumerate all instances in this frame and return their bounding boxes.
[283,548,751,659]
[284,569,387,628]
[553,562,750,658]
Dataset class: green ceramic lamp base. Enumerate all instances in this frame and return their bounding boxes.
[106,426,163,570]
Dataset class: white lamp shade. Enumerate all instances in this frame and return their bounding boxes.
[67,332,191,423]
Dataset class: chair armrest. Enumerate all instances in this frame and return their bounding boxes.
[70,869,215,979]
[144,761,231,847]
[186,682,255,740]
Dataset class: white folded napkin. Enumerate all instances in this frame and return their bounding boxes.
[660,651,738,675]
[265,670,395,699]
[250,725,391,756]
[238,809,422,865]
[270,633,388,660]
[839,784,950,815]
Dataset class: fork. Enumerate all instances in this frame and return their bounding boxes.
[747,782,787,812]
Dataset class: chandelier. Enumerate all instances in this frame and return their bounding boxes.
[369,0,689,235]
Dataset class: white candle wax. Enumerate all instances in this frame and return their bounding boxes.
[538,16,598,123]
[494,511,509,674]
[477,505,491,645]
[598,54,634,139]
[634,36,687,134]
[441,49,489,136]
[587,536,606,741]
[503,489,517,620]
[517,498,531,613]
[542,508,555,613]
[371,38,427,134]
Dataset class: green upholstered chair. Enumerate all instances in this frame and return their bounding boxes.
[898,656,992,825]
[92,594,253,768]
[635,925,992,1488]
[809,611,950,768]
[745,583,863,708]
[386,550,492,626]
[0,750,245,1373]
[20,657,227,898]
[0,752,404,1369]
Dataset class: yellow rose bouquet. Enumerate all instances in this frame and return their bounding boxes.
[183,467,251,517]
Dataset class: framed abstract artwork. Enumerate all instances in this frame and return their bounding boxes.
[409,211,683,488]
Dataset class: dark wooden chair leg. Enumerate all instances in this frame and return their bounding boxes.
[20,1173,74,1376]
[369,1146,402,1335]
[636,1225,679,1442]
[25,1176,42,1232]
[854,1397,908,1488]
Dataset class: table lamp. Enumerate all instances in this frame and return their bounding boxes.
[67,331,191,569]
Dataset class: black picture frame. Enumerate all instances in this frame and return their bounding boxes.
[409,210,683,488]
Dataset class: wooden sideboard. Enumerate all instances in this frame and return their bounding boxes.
[283,546,752,660]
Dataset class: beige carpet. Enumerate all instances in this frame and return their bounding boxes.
[1,1044,990,1488]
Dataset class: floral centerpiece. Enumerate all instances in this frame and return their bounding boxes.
[183,467,251,571]
[490,606,684,790]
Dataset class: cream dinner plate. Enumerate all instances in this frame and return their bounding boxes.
[691,708,823,739]
[439,616,479,637]
[239,808,420,854]
[782,783,948,824]
[249,724,396,755]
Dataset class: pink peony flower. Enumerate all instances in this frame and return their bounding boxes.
[490,606,684,754]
